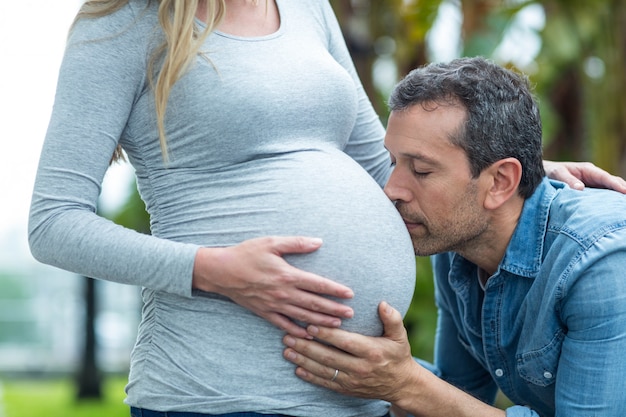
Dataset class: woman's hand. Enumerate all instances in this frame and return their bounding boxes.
[192,236,354,338]
[544,160,626,193]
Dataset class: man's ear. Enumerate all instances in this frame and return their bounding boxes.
[483,158,522,210]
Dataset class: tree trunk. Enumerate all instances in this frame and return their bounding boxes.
[75,276,102,400]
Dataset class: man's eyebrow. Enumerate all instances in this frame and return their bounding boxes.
[385,146,441,166]
[392,148,441,167]
[404,152,438,164]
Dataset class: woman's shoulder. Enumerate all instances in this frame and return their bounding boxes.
[281,0,340,40]
[285,0,334,20]
[69,0,159,45]
[62,1,158,83]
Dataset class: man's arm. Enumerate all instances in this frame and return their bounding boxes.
[550,248,626,415]
[282,302,505,417]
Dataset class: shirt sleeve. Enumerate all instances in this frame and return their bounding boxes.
[505,239,626,417]
[28,5,199,297]
[318,1,390,188]
[550,238,626,415]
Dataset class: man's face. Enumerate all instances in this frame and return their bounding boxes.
[384,103,489,256]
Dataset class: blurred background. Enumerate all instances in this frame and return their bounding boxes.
[0,0,624,416]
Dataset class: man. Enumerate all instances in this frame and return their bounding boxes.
[282,57,626,416]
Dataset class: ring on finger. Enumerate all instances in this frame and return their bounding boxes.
[330,369,339,382]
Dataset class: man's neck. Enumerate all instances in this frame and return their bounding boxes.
[456,199,523,276]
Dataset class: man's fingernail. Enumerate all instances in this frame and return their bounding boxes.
[284,336,295,347]
[307,325,320,336]
[382,301,392,315]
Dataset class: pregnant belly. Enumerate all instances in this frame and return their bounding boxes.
[154,148,416,336]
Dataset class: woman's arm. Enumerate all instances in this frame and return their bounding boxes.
[543,160,626,192]
[28,5,354,339]
[27,6,196,294]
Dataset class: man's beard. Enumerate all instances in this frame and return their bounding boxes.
[395,188,488,257]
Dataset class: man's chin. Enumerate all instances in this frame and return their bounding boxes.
[410,237,446,257]
[413,248,438,257]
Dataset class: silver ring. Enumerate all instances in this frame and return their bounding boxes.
[330,369,339,382]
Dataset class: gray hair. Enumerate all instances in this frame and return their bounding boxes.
[388,56,545,198]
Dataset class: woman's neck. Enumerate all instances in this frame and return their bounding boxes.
[197,0,280,37]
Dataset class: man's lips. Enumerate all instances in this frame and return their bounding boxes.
[402,218,422,229]
[396,206,424,230]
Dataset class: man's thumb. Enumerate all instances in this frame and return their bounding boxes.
[379,301,406,340]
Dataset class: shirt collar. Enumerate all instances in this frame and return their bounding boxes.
[498,177,561,278]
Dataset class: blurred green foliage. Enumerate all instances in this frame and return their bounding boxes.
[404,257,437,361]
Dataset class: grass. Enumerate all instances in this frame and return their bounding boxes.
[2,377,129,417]
[1,375,513,415]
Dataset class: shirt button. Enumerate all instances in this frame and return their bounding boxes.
[495,369,504,377]
[543,371,553,379]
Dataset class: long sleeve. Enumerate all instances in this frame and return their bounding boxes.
[28,5,198,297]
[547,243,626,416]
[505,243,626,416]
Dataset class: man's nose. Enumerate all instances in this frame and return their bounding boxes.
[384,168,412,203]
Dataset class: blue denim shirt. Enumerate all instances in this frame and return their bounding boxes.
[429,178,626,416]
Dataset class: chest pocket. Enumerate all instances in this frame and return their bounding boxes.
[516,328,564,387]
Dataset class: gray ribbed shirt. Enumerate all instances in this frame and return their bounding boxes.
[29,1,416,415]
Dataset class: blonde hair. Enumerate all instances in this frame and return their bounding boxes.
[73,0,226,162]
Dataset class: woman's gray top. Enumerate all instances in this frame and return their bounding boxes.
[28,1,416,415]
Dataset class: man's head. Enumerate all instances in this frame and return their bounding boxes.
[384,57,545,259]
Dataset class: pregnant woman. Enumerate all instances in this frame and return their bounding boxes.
[29,1,415,416]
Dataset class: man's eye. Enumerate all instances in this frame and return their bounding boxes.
[413,171,431,178]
